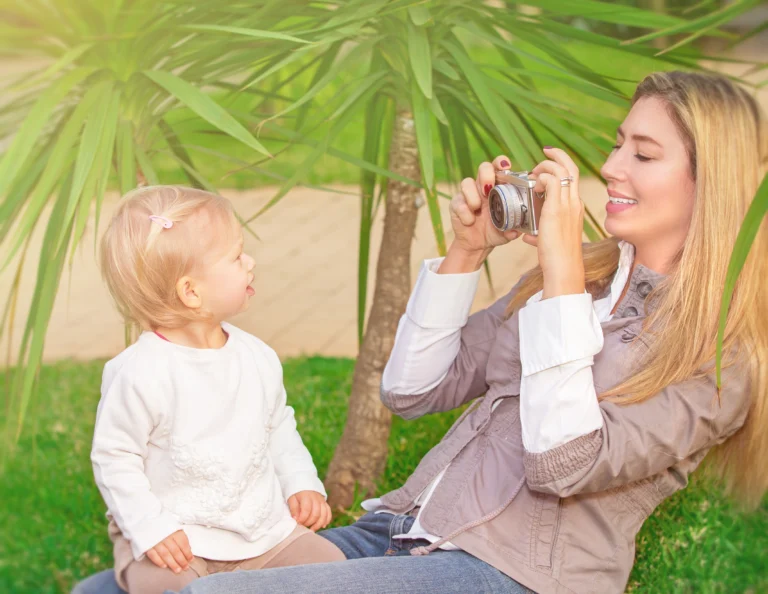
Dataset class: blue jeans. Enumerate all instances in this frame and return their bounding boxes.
[71,512,532,594]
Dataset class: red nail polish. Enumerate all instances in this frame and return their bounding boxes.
[500,160,510,168]
[484,184,492,196]
[543,146,553,150]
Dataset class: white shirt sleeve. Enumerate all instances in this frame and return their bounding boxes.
[518,293,605,453]
[381,257,482,395]
[91,361,183,560]
[265,350,326,500]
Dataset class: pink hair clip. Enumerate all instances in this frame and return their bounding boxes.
[148,215,173,229]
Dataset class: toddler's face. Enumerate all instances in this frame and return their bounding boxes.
[196,221,256,321]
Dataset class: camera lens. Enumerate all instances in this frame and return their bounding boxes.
[489,184,527,231]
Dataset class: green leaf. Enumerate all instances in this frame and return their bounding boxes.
[623,0,756,47]
[56,81,114,253]
[9,176,73,440]
[134,143,159,186]
[520,0,687,28]
[716,172,768,388]
[181,24,312,44]
[433,58,460,81]
[444,100,474,179]
[9,43,94,93]
[2,87,102,271]
[442,40,529,168]
[411,77,434,189]
[117,120,136,195]
[428,93,448,126]
[0,66,96,199]
[425,187,446,256]
[357,94,389,344]
[409,5,431,26]
[408,20,432,99]
[143,70,271,158]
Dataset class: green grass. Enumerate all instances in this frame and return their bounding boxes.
[1,358,765,593]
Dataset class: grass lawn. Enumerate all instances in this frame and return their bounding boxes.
[1,358,765,593]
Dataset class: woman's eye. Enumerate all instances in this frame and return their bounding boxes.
[611,144,621,151]
[634,153,651,162]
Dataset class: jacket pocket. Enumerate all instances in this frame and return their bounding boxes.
[531,492,562,570]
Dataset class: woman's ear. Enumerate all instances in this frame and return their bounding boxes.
[176,276,202,310]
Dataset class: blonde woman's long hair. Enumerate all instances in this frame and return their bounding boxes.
[507,71,768,508]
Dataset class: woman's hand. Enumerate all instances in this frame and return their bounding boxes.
[525,147,585,299]
[440,155,521,274]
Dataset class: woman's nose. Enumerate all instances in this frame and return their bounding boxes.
[601,150,623,183]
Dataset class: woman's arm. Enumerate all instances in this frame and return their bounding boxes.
[523,358,750,497]
[381,157,521,419]
[381,256,518,419]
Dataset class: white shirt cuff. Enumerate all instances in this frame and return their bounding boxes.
[518,293,604,377]
[405,258,482,329]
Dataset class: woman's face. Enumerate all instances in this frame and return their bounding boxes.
[600,96,696,260]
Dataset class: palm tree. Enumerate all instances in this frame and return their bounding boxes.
[0,0,315,443]
[0,0,763,509]
[206,0,764,509]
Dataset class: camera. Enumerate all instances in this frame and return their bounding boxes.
[488,170,544,236]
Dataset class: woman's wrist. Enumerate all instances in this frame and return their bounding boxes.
[541,266,586,299]
[438,243,492,274]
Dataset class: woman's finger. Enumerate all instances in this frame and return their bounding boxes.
[460,177,483,212]
[492,155,512,171]
[451,194,477,226]
[533,172,567,205]
[522,234,539,247]
[542,147,580,201]
[543,147,579,181]
[476,161,496,201]
[531,160,569,184]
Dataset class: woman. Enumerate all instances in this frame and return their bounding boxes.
[75,71,766,594]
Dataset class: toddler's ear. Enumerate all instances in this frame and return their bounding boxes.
[176,276,202,310]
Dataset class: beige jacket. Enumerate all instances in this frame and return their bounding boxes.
[379,264,749,594]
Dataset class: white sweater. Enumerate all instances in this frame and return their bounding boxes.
[91,322,326,562]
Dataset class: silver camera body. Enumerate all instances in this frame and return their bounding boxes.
[488,170,543,236]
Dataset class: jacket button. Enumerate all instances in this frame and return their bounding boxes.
[624,306,639,317]
[621,331,636,343]
[637,281,653,298]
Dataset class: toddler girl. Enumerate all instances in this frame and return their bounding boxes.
[91,186,345,594]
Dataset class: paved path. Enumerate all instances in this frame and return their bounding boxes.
[0,32,764,365]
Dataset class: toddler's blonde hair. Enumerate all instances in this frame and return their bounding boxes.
[100,185,237,330]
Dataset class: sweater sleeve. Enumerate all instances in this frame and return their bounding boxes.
[381,260,521,420]
[264,350,326,500]
[91,360,182,560]
[523,358,751,497]
[518,293,605,453]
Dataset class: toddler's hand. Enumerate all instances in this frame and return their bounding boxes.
[287,490,332,532]
[146,530,194,574]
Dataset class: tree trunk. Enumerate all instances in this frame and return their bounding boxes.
[324,108,422,510]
